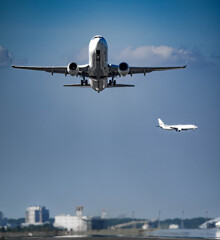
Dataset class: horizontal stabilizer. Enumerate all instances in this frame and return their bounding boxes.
[107,84,135,88]
[63,84,91,87]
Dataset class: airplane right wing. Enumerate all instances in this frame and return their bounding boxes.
[129,65,186,74]
[170,126,183,132]
[108,64,186,77]
[63,84,91,87]
[107,84,135,88]
[12,64,89,76]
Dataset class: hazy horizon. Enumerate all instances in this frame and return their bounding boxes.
[0,0,219,220]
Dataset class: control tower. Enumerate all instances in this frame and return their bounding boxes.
[76,206,83,217]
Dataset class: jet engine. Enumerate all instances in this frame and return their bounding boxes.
[118,62,130,76]
[67,62,79,76]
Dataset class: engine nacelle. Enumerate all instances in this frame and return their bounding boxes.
[67,62,79,76]
[118,62,129,76]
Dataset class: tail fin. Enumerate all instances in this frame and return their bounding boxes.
[158,118,165,127]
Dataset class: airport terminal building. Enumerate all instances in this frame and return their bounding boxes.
[54,206,89,232]
[22,206,49,226]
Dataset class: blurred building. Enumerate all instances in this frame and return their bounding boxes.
[22,206,49,226]
[91,216,106,230]
[54,206,89,231]
[0,211,4,225]
[169,224,179,229]
[101,209,107,219]
[0,211,7,227]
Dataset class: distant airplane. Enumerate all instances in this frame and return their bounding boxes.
[158,118,198,132]
[216,221,220,229]
[12,35,186,93]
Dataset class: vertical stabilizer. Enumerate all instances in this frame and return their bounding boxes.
[158,118,165,128]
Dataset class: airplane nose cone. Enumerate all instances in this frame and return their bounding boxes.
[89,35,108,51]
[97,38,107,49]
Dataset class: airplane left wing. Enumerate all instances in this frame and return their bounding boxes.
[12,64,89,76]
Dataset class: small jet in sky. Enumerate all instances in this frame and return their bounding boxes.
[157,118,198,132]
[12,35,186,93]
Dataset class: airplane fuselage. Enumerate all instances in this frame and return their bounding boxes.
[168,124,198,131]
[88,35,109,92]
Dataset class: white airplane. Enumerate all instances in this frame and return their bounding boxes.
[216,221,220,229]
[158,118,198,132]
[12,35,186,93]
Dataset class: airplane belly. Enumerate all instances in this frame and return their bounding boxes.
[90,77,107,92]
[89,55,108,78]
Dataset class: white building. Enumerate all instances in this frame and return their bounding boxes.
[0,211,7,227]
[0,211,4,225]
[22,206,49,226]
[54,206,88,231]
[169,224,179,229]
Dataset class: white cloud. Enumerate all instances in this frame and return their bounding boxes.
[60,46,88,65]
[0,45,12,67]
[61,45,209,68]
[114,45,207,67]
[75,47,88,63]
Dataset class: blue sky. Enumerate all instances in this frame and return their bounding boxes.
[0,0,220,220]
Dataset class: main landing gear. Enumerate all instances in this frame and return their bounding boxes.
[80,76,88,86]
[108,77,116,86]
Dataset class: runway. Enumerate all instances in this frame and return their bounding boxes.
[2,228,220,239]
[0,237,214,240]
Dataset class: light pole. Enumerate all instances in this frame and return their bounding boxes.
[181,210,184,229]
[158,210,161,229]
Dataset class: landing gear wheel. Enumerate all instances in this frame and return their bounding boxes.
[81,80,83,86]
[109,80,112,85]
[85,79,88,85]
[113,80,116,86]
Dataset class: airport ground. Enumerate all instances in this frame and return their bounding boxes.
[0,229,215,240]
[0,237,213,240]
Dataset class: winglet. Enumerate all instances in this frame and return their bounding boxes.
[182,59,187,68]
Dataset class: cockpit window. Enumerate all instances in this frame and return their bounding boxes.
[92,35,103,40]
